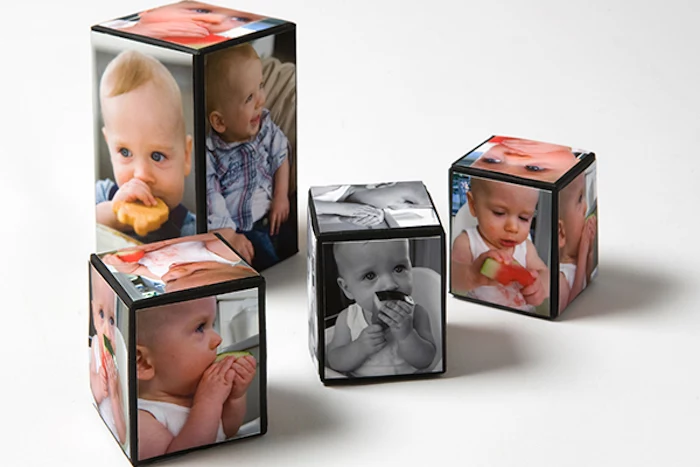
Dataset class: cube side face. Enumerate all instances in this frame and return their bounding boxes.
[88,264,134,461]
[318,233,446,383]
[307,208,322,376]
[202,26,298,272]
[449,168,557,319]
[555,158,599,317]
[92,30,196,254]
[134,283,266,463]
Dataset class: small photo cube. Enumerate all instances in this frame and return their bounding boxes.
[89,231,266,465]
[92,2,298,272]
[450,136,599,319]
[308,182,446,384]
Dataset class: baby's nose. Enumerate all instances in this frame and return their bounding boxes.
[133,161,155,183]
[210,332,223,349]
[505,216,519,232]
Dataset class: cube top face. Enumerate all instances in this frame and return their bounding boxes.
[309,181,441,235]
[453,135,592,184]
[95,231,258,304]
[95,1,290,51]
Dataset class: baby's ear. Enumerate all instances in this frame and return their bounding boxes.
[208,111,227,135]
[558,219,566,250]
[184,134,193,176]
[337,277,354,301]
[136,345,155,381]
[467,191,477,217]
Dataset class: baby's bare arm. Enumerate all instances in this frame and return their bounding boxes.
[452,233,506,292]
[222,394,247,439]
[525,239,549,295]
[89,340,106,404]
[96,201,127,231]
[327,310,384,372]
[272,158,290,200]
[396,304,436,370]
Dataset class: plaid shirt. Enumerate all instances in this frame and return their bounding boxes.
[206,109,288,232]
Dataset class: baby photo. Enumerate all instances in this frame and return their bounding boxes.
[93,37,197,253]
[310,181,440,234]
[136,288,263,460]
[89,266,130,456]
[307,212,319,366]
[456,136,589,183]
[322,236,443,380]
[204,34,298,271]
[451,173,552,316]
[98,1,273,49]
[558,162,598,315]
[100,231,258,300]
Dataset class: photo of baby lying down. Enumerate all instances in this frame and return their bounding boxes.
[101,231,257,299]
[136,288,262,460]
[451,175,551,316]
[311,181,440,233]
[323,237,443,380]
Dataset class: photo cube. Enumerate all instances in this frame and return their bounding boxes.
[88,231,266,465]
[449,135,599,319]
[91,1,298,272]
[307,182,446,384]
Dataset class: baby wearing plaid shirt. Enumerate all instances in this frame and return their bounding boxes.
[205,43,291,270]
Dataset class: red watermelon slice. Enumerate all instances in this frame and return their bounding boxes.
[115,249,145,263]
[480,258,535,287]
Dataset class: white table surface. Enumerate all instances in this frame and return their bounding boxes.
[2,1,698,465]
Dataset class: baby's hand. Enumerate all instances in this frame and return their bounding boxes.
[269,195,289,236]
[213,229,255,265]
[521,271,546,306]
[470,250,512,288]
[102,253,142,275]
[355,324,386,357]
[338,203,384,226]
[104,353,120,396]
[112,178,158,207]
[193,357,236,408]
[378,300,414,341]
[99,362,109,399]
[578,214,597,261]
[228,355,257,401]
[129,21,210,39]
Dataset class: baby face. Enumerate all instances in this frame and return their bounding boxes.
[216,56,265,142]
[102,81,192,209]
[140,1,255,34]
[91,272,116,343]
[559,173,587,257]
[468,179,540,250]
[335,240,413,314]
[472,138,578,182]
[142,298,221,395]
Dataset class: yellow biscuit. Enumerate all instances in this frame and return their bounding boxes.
[113,198,169,237]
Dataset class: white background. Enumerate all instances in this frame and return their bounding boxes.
[1,1,699,466]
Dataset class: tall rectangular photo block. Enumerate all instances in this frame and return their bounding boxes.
[307,182,447,385]
[449,136,599,319]
[89,231,267,466]
[92,2,298,272]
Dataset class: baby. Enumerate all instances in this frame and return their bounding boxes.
[471,137,580,182]
[451,177,549,312]
[558,172,597,311]
[136,297,257,460]
[89,268,127,446]
[107,1,262,42]
[205,43,291,270]
[102,232,257,293]
[313,182,433,227]
[326,239,436,377]
[96,49,195,245]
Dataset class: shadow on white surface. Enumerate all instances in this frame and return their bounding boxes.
[560,262,681,321]
[445,324,525,378]
[265,385,339,442]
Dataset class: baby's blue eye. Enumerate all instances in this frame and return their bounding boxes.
[118,148,131,158]
[109,317,115,326]
[519,216,531,222]
[245,94,254,104]
[482,157,501,164]
[196,323,205,333]
[492,211,505,217]
[525,165,544,172]
[151,152,165,162]
[99,309,104,319]
[363,272,376,281]
[193,8,212,13]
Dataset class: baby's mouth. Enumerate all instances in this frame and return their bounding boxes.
[500,239,517,248]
